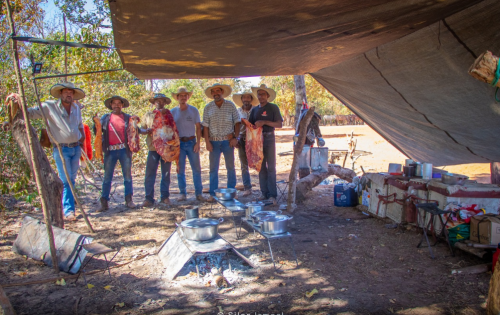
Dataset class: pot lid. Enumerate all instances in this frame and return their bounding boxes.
[251,211,277,218]
[181,218,219,228]
[262,214,292,222]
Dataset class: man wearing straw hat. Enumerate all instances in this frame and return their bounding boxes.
[95,95,137,212]
[202,83,241,202]
[233,92,259,197]
[13,82,86,221]
[141,93,174,207]
[170,87,206,202]
[249,84,283,205]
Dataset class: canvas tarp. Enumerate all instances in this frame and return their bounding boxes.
[311,0,500,165]
[109,0,482,79]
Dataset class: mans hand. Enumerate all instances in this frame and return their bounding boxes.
[146,128,153,135]
[5,93,20,104]
[205,141,213,152]
[254,120,266,128]
[1,122,11,131]
[229,138,238,148]
[194,142,200,153]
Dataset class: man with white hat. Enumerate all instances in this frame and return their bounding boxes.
[95,95,137,212]
[141,93,174,207]
[170,87,205,202]
[7,82,86,220]
[249,84,283,204]
[202,83,241,202]
[232,92,259,197]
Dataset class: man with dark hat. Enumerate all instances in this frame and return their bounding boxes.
[249,84,283,205]
[6,82,86,220]
[141,93,174,207]
[233,91,259,197]
[95,96,137,212]
[202,83,241,202]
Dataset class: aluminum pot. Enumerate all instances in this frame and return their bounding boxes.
[185,206,199,220]
[245,201,265,219]
[260,214,293,234]
[250,210,282,225]
[442,173,469,186]
[177,218,224,241]
[214,188,237,201]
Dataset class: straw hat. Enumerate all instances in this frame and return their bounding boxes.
[104,96,130,110]
[204,83,232,99]
[251,84,276,103]
[232,92,259,107]
[171,86,193,100]
[149,93,172,105]
[50,82,85,100]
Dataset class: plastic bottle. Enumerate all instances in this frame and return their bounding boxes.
[493,243,500,273]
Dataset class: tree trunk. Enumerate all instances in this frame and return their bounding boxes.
[293,75,307,129]
[0,284,16,315]
[491,162,500,184]
[11,119,64,228]
[296,164,356,202]
[487,258,500,315]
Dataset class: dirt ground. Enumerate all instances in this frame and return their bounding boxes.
[0,125,493,315]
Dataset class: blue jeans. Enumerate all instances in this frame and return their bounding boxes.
[144,151,171,202]
[259,133,278,198]
[177,139,203,196]
[53,146,81,217]
[237,138,252,190]
[102,148,133,201]
[209,140,236,196]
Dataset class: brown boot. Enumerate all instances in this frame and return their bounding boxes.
[141,199,154,208]
[96,197,108,213]
[125,195,136,208]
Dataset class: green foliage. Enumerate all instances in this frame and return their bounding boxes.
[54,0,109,27]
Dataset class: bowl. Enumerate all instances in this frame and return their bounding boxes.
[441,173,469,185]
[214,188,237,201]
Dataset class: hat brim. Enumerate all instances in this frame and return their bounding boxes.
[50,84,85,100]
[171,91,193,100]
[251,86,276,103]
[232,93,259,107]
[205,84,232,99]
[104,96,130,110]
[149,97,172,105]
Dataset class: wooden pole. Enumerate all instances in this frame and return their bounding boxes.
[293,75,308,129]
[5,0,59,273]
[32,79,95,233]
[287,106,315,211]
[63,15,68,81]
[0,284,16,315]
[490,162,500,184]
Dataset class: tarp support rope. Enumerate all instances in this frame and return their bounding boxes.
[491,59,500,102]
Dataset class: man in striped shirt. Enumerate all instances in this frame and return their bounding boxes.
[202,83,241,202]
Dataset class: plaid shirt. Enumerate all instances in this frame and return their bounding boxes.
[202,99,240,141]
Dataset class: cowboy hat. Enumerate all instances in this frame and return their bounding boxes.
[251,84,276,103]
[204,83,232,99]
[149,93,172,104]
[104,96,130,110]
[232,92,259,107]
[171,86,193,100]
[50,82,85,100]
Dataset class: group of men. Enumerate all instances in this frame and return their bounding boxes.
[6,81,283,221]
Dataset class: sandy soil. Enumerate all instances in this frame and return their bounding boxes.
[0,125,493,315]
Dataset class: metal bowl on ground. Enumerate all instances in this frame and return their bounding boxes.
[214,188,237,201]
[250,210,282,225]
[442,173,469,186]
[245,201,265,219]
[177,218,224,241]
[260,214,293,235]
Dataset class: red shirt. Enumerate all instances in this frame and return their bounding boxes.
[108,113,125,145]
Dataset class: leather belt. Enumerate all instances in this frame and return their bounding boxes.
[60,142,80,148]
[180,136,196,142]
[210,133,234,141]
[109,143,126,151]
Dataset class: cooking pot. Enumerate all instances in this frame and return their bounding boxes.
[214,188,237,201]
[442,173,469,185]
[177,218,224,241]
[250,210,281,225]
[185,206,199,220]
[260,214,293,234]
[245,201,265,219]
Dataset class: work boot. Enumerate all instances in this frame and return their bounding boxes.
[207,196,216,203]
[241,189,252,197]
[65,213,77,221]
[196,195,207,202]
[161,198,171,205]
[125,195,136,209]
[269,197,277,205]
[96,197,108,213]
[177,194,187,202]
[258,195,267,201]
[141,199,154,208]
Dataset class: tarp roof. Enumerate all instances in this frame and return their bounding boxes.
[110,0,500,166]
